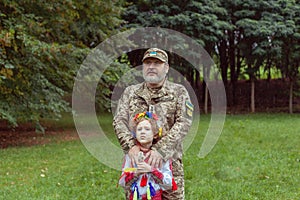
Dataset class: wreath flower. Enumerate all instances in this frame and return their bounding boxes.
[133,111,158,121]
[132,111,161,138]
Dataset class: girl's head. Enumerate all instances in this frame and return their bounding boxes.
[135,119,156,145]
[131,112,162,145]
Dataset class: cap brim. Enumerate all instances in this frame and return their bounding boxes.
[142,55,166,62]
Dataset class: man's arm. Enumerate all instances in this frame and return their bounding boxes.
[113,87,135,153]
[152,86,193,160]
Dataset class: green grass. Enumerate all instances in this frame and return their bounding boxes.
[1,114,299,199]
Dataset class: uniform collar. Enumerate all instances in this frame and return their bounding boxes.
[135,79,171,100]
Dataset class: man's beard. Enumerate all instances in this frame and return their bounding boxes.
[143,71,166,84]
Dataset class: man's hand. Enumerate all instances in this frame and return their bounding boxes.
[136,162,152,174]
[148,150,162,168]
[128,145,140,167]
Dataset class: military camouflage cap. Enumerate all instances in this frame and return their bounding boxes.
[142,48,168,63]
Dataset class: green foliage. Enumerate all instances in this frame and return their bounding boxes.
[1,0,299,126]
[0,0,125,127]
[123,0,230,45]
[122,0,300,110]
[96,60,132,112]
[272,0,300,80]
[122,0,231,88]
[220,0,300,79]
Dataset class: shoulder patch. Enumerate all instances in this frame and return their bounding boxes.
[185,101,194,118]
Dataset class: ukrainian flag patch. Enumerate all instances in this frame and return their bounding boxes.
[185,101,194,118]
[149,51,157,56]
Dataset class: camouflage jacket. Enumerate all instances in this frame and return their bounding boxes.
[113,80,193,161]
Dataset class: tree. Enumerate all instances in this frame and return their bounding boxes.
[271,0,300,113]
[122,0,229,112]
[122,0,300,113]
[218,0,299,112]
[0,0,125,128]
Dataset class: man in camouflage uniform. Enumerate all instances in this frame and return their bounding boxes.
[113,48,193,200]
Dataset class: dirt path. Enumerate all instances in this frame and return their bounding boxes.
[0,129,79,149]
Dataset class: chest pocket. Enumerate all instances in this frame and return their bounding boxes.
[154,95,177,130]
[129,96,148,117]
[155,95,176,112]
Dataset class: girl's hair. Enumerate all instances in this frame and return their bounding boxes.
[129,112,162,143]
[131,117,159,139]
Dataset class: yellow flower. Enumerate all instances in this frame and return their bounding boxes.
[138,112,145,118]
[158,127,163,137]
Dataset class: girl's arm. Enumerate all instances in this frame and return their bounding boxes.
[151,160,174,190]
[119,154,138,187]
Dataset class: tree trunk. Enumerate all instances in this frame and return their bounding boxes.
[217,39,228,85]
[233,48,242,106]
[289,80,294,114]
[251,77,255,113]
[229,31,236,83]
[202,45,212,114]
[195,70,201,101]
[266,56,272,81]
[190,69,195,88]
[229,31,236,107]
[204,83,208,114]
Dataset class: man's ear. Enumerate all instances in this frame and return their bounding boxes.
[164,63,169,74]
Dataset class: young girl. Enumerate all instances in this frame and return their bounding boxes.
[119,112,177,200]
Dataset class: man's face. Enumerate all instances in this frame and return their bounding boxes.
[142,58,169,84]
[135,120,154,145]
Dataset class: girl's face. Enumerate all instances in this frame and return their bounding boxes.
[136,120,154,145]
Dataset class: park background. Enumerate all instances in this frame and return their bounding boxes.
[0,1,299,199]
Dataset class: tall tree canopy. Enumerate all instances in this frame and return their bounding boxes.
[0,0,125,127]
[123,0,300,112]
[0,0,299,129]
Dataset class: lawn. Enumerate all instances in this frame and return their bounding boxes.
[1,114,299,200]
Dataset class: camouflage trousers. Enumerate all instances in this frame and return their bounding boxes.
[161,159,184,200]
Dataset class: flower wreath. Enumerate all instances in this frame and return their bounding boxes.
[133,111,162,138]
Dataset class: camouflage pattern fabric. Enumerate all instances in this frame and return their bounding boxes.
[162,159,184,200]
[113,80,193,199]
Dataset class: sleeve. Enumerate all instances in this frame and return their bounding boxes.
[152,86,193,160]
[119,155,138,188]
[113,87,135,153]
[151,160,173,190]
